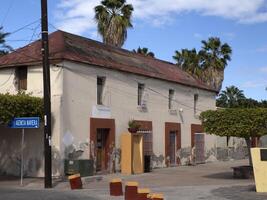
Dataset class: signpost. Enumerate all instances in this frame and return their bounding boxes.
[10,117,40,186]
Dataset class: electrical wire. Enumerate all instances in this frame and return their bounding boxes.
[1,0,15,26]
[60,63,212,112]
[8,19,41,36]
[0,69,14,88]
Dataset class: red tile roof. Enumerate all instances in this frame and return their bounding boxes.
[0,31,217,92]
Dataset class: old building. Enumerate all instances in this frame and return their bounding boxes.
[0,31,231,177]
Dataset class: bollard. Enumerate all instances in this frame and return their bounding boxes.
[110,178,123,196]
[125,181,139,200]
[147,193,164,200]
[68,173,83,189]
[137,188,150,200]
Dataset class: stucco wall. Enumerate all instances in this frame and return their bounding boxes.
[61,61,219,168]
[0,65,63,176]
[0,61,244,176]
[0,126,44,177]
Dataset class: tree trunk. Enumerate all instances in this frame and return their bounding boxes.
[245,138,252,167]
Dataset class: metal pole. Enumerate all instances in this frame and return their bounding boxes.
[20,129,24,186]
[41,0,52,188]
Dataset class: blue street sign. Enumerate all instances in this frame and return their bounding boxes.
[10,117,40,129]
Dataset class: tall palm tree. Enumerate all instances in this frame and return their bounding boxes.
[0,26,11,56]
[94,0,134,47]
[173,37,232,91]
[216,86,245,108]
[173,48,202,79]
[200,37,232,91]
[133,47,155,57]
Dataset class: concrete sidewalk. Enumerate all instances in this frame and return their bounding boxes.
[1,160,267,200]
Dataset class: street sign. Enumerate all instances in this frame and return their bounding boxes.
[10,117,40,129]
[9,117,40,186]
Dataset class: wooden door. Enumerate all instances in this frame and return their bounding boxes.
[194,133,205,164]
[96,128,109,171]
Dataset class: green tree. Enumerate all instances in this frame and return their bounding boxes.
[200,108,267,166]
[173,37,232,91]
[0,93,43,125]
[133,47,155,57]
[94,0,134,47]
[200,37,232,91]
[216,86,246,108]
[173,48,202,79]
[0,26,11,56]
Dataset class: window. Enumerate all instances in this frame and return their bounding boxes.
[194,94,199,114]
[16,66,27,90]
[138,83,145,106]
[169,89,175,110]
[97,76,106,105]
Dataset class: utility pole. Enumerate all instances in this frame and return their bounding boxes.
[41,0,52,188]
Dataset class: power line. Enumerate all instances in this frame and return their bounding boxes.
[28,23,41,43]
[1,0,15,26]
[61,63,210,112]
[48,23,60,31]
[8,19,41,36]
[0,69,14,88]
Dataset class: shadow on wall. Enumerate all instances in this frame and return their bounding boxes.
[0,126,44,177]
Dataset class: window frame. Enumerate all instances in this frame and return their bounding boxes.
[168,89,175,110]
[97,76,106,105]
[194,93,199,114]
[16,66,28,91]
[137,83,145,106]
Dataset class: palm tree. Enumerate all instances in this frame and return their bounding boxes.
[0,26,11,56]
[216,86,245,108]
[173,37,232,91]
[173,48,202,79]
[94,0,134,47]
[133,47,155,57]
[200,37,232,91]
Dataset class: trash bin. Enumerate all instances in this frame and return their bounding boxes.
[64,159,94,177]
[144,155,152,173]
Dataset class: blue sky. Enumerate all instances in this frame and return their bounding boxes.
[1,0,267,100]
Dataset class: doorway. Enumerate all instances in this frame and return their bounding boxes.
[194,133,205,164]
[90,118,115,174]
[96,128,109,172]
[165,122,181,166]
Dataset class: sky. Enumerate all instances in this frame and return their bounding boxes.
[1,0,267,100]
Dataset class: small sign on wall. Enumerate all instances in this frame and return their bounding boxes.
[92,105,111,118]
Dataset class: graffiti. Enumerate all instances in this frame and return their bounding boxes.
[152,154,164,168]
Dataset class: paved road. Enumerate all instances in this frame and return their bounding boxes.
[1,160,267,200]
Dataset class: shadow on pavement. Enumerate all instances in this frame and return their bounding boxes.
[211,185,267,200]
[203,172,238,180]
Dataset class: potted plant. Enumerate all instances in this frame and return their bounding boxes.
[128,119,140,133]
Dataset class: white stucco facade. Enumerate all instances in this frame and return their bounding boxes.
[0,61,223,177]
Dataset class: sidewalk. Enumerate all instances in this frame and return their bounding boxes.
[1,160,267,200]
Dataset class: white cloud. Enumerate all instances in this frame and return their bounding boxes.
[260,67,267,73]
[242,80,267,88]
[54,0,267,35]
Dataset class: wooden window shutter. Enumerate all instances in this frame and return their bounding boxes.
[17,66,28,90]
